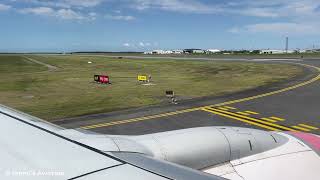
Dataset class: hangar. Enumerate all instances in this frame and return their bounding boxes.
[183,49,205,54]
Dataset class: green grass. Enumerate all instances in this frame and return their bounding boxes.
[0,55,303,121]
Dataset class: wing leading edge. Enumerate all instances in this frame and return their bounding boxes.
[0,105,226,180]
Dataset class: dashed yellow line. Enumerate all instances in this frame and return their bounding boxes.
[202,108,280,131]
[81,63,320,130]
[244,111,259,115]
[269,116,285,121]
[236,111,251,116]
[298,124,319,130]
[224,106,237,110]
[291,126,311,132]
[261,118,277,123]
[218,107,230,111]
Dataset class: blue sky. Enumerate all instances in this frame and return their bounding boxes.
[0,0,319,52]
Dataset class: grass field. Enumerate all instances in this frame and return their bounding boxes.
[0,55,303,121]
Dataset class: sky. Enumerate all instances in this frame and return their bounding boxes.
[0,0,320,52]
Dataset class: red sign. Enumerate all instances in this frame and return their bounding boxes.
[99,76,109,83]
[94,75,110,84]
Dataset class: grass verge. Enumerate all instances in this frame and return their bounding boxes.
[0,55,303,121]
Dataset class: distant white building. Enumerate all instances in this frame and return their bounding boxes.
[206,49,221,54]
[172,50,183,54]
[299,49,307,53]
[151,50,166,54]
[144,49,184,55]
[183,49,205,54]
[193,49,205,54]
[260,50,294,54]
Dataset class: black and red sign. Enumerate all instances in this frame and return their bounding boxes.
[94,75,110,84]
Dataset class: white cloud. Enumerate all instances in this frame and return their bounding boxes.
[139,42,145,47]
[6,0,320,33]
[128,0,320,20]
[88,12,97,20]
[20,7,55,16]
[236,8,279,18]
[138,42,152,47]
[228,27,241,34]
[123,42,154,48]
[63,0,103,7]
[0,4,11,11]
[105,14,135,21]
[20,7,87,20]
[229,22,320,35]
[56,9,84,20]
[227,0,320,19]
[131,0,220,13]
[247,23,319,34]
[16,0,104,8]
[225,0,320,35]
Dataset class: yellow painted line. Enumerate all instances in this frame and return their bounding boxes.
[269,116,285,121]
[202,108,280,131]
[218,107,230,111]
[245,111,259,115]
[261,118,277,123]
[236,112,251,116]
[212,64,320,107]
[81,63,320,130]
[206,107,298,131]
[224,106,237,110]
[299,124,319,130]
[81,108,200,129]
[291,126,311,132]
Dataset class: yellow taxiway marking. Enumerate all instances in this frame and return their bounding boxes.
[236,111,251,116]
[218,107,230,111]
[261,118,277,123]
[82,107,201,130]
[211,63,320,107]
[205,107,298,132]
[81,63,320,130]
[291,125,311,132]
[224,106,237,110]
[269,116,285,121]
[298,124,319,130]
[244,111,259,115]
[202,108,280,131]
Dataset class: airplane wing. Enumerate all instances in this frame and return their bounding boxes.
[1,104,319,180]
[0,105,226,180]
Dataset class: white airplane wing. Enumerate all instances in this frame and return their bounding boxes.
[1,104,319,180]
[0,105,225,180]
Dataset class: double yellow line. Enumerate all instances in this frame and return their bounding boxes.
[81,63,320,130]
[292,124,319,132]
[202,107,298,132]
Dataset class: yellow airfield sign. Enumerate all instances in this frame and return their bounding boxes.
[138,75,148,81]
